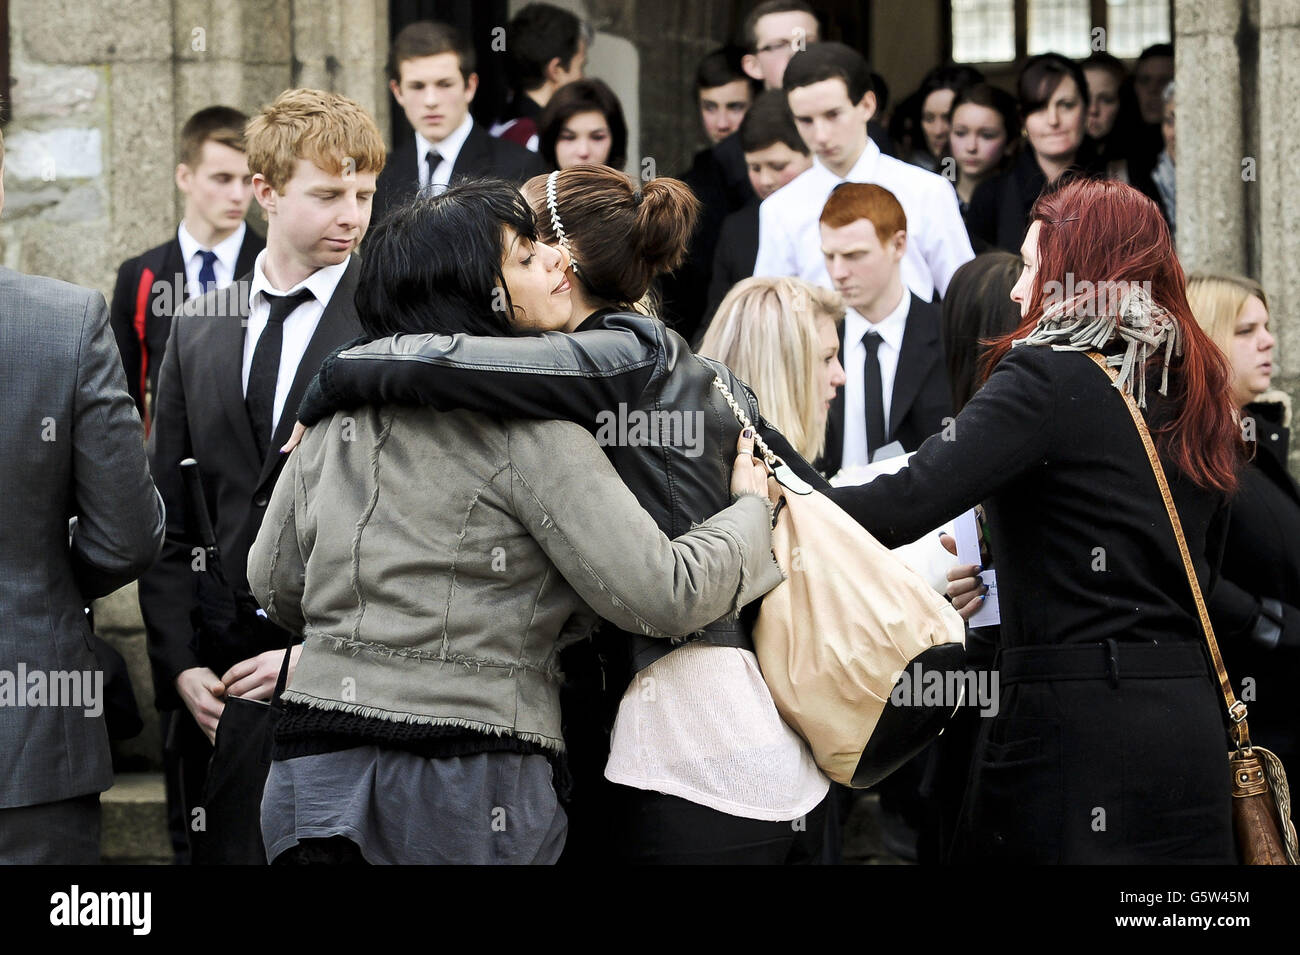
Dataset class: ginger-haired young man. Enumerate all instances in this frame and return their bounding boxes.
[110,106,265,429]
[138,88,384,864]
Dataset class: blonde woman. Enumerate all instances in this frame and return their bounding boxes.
[698,276,847,464]
[1187,272,1299,775]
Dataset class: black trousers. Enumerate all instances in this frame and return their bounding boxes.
[613,786,828,865]
[951,641,1235,864]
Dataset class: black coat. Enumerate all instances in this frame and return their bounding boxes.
[700,198,760,341]
[1209,397,1300,765]
[819,293,952,476]
[660,133,756,344]
[138,257,363,710]
[813,345,1235,862]
[372,122,545,227]
[966,144,1103,253]
[109,229,265,426]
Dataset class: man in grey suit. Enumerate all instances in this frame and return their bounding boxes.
[0,132,166,863]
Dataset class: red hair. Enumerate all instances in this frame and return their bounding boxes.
[983,178,1241,494]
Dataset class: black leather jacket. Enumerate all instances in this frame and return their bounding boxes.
[298,310,817,678]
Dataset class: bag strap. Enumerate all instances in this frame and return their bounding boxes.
[1085,352,1251,749]
[270,644,294,712]
[711,375,816,496]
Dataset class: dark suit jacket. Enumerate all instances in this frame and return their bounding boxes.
[110,228,265,429]
[373,122,546,226]
[700,198,760,340]
[138,256,363,710]
[820,293,953,476]
[661,134,757,344]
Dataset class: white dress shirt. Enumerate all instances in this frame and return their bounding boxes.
[840,286,911,469]
[753,138,974,300]
[243,251,349,434]
[178,220,246,300]
[416,113,474,191]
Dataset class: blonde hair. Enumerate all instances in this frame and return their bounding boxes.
[245,89,386,192]
[699,277,844,461]
[1185,272,1269,355]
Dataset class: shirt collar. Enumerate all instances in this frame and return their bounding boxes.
[811,136,881,183]
[417,112,475,169]
[248,249,350,310]
[844,286,910,350]
[177,220,246,271]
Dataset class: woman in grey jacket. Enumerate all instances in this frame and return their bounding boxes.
[246,182,783,865]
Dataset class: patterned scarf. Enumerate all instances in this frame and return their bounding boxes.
[1013,281,1182,408]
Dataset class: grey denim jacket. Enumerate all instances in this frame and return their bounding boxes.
[247,405,785,753]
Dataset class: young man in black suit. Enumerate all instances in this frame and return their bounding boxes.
[817,182,952,477]
[702,90,812,330]
[138,88,385,863]
[373,20,545,226]
[110,107,265,430]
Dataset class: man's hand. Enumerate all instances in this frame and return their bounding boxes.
[939,532,988,622]
[280,421,308,455]
[220,645,303,701]
[175,667,226,744]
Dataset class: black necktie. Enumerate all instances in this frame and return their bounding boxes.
[425,150,444,188]
[862,330,886,459]
[246,289,313,459]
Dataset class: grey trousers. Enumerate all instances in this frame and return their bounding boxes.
[0,793,101,864]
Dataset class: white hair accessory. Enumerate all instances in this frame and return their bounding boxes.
[545,170,580,276]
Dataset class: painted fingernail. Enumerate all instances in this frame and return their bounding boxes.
[742,427,753,438]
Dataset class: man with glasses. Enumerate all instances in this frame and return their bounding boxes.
[740,1,821,90]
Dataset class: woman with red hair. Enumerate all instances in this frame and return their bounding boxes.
[824,177,1242,863]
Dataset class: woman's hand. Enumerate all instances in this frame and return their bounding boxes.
[940,532,989,621]
[280,421,308,455]
[730,428,770,498]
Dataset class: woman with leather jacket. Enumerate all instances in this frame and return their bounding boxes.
[293,165,839,863]
[247,180,783,864]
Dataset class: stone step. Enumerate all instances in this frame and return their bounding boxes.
[101,772,171,865]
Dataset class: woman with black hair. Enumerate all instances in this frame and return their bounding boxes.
[966,53,1101,252]
[246,180,782,865]
[899,64,985,173]
[537,78,628,171]
[290,165,862,864]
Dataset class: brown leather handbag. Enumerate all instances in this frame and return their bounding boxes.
[1090,352,1298,865]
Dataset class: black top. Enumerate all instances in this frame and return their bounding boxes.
[700,198,760,339]
[965,143,1102,253]
[1209,398,1300,760]
[820,345,1230,650]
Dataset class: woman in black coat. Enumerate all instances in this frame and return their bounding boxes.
[821,179,1243,863]
[1190,273,1300,776]
[967,53,1101,253]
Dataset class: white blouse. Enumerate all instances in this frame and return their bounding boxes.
[603,642,830,822]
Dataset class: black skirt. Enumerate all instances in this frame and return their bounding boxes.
[951,641,1235,864]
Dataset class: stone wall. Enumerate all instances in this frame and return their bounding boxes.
[1176,0,1300,473]
[1,0,387,765]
